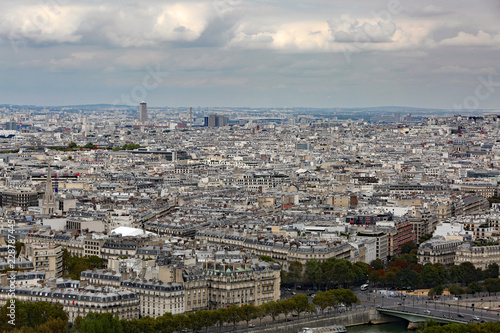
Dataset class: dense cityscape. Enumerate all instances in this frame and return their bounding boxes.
[0,104,499,332]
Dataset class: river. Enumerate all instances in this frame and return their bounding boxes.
[347,322,409,333]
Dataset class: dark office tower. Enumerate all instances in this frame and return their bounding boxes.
[204,115,228,127]
[139,102,147,123]
[189,107,193,124]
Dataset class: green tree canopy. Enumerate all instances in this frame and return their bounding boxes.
[448,284,465,295]
[290,294,315,319]
[0,299,68,333]
[401,241,417,254]
[287,261,303,287]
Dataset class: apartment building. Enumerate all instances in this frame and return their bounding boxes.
[121,279,185,318]
[455,243,500,271]
[357,230,389,264]
[203,261,280,309]
[417,237,462,267]
[0,188,38,210]
[0,285,139,322]
[24,243,63,278]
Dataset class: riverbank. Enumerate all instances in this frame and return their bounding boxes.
[232,307,402,333]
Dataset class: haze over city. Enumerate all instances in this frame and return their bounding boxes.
[0,0,499,109]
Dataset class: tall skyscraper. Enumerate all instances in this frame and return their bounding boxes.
[139,102,147,123]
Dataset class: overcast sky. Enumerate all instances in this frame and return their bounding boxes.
[0,0,499,109]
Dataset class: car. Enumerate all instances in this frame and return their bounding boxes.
[457,314,464,318]
[473,316,480,321]
[424,310,431,314]
[248,324,256,328]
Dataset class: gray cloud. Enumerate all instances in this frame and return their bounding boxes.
[0,0,499,108]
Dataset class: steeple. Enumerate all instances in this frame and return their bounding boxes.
[42,164,56,216]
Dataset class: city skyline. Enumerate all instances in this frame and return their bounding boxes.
[0,1,499,109]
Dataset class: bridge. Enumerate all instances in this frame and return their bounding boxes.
[377,308,468,328]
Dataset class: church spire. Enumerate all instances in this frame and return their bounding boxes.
[42,164,56,216]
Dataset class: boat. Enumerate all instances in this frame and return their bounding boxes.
[299,325,347,333]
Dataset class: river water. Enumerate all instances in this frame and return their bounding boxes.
[347,322,409,333]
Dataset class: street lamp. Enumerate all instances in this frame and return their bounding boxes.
[448,304,451,317]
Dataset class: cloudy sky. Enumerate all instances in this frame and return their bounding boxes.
[0,0,499,109]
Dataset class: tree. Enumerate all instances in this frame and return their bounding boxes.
[391,259,409,270]
[466,281,483,294]
[434,264,448,285]
[36,317,68,333]
[187,312,202,333]
[352,261,371,284]
[371,259,384,271]
[429,285,444,296]
[278,298,295,319]
[213,308,228,333]
[191,310,216,333]
[63,253,105,280]
[385,271,397,287]
[79,313,123,333]
[266,300,282,323]
[448,284,465,295]
[395,268,421,288]
[226,305,242,331]
[419,233,433,244]
[419,321,500,332]
[287,261,303,288]
[421,264,440,287]
[14,241,24,256]
[240,304,258,327]
[448,265,461,284]
[258,255,274,263]
[172,314,190,333]
[312,291,330,315]
[401,241,417,254]
[256,303,269,326]
[290,294,315,319]
[68,142,78,149]
[0,300,68,333]
[306,259,323,288]
[84,142,96,149]
[331,260,355,288]
[484,278,500,294]
[321,258,336,288]
[459,262,478,285]
[486,263,499,278]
